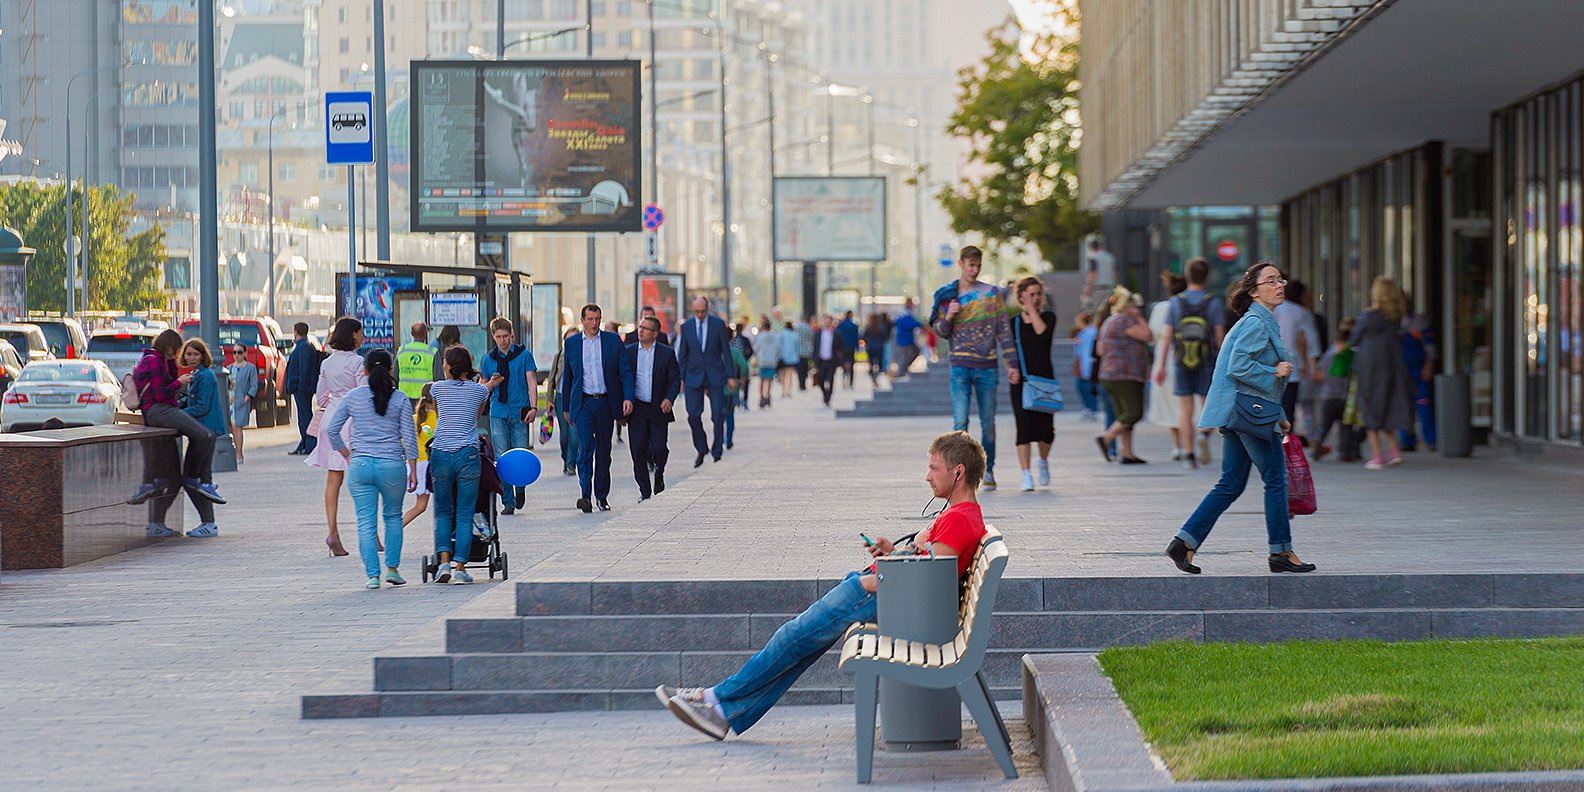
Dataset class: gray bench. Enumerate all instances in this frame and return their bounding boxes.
[838,526,1016,783]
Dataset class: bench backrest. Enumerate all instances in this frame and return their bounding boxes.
[953,525,1008,668]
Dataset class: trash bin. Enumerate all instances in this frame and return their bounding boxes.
[1435,373,1472,458]
[874,554,961,751]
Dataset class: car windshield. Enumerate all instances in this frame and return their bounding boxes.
[182,324,263,347]
[20,364,98,383]
[33,324,72,356]
[88,335,154,354]
[0,330,33,355]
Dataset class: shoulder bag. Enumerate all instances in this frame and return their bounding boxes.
[1014,319,1064,414]
[1223,320,1284,440]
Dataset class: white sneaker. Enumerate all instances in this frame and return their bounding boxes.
[1170,447,1183,461]
[654,685,706,708]
[982,469,996,490]
[435,562,453,584]
[1037,459,1050,486]
[1020,470,1034,491]
[665,694,729,740]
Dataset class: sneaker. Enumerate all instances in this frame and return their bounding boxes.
[665,694,729,740]
[385,569,407,586]
[184,478,226,504]
[1020,470,1034,491]
[1170,447,1182,461]
[452,567,473,584]
[1037,459,1050,486]
[365,576,382,590]
[654,685,707,708]
[435,562,453,584]
[982,470,996,489]
[185,522,219,538]
[145,523,178,538]
[1364,455,1386,471]
[129,480,173,505]
[1387,451,1404,466]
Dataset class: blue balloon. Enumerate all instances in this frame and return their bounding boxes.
[495,448,541,487]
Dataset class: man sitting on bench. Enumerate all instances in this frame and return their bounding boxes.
[656,430,990,740]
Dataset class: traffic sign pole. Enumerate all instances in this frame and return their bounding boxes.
[325,91,374,320]
[347,166,357,317]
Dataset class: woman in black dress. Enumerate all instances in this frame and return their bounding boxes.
[1011,276,1058,491]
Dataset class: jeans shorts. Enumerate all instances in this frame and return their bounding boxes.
[1173,363,1214,397]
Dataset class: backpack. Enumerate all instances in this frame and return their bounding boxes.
[1173,295,1214,371]
[121,372,143,411]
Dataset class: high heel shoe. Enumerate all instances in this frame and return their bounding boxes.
[1166,538,1201,574]
[1268,552,1316,573]
[326,535,349,557]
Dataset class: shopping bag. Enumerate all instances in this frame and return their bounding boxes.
[1284,434,1317,515]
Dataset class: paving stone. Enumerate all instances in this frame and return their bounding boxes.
[374,656,453,691]
[989,611,1204,650]
[1043,575,1267,611]
[1494,573,1584,607]
[514,581,592,616]
[446,618,523,653]
[1268,573,1493,609]
[1204,609,1434,643]
[519,613,754,652]
[451,652,681,691]
[590,579,823,615]
[1431,608,1584,639]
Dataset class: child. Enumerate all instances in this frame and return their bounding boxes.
[1314,318,1362,462]
[1071,311,1099,421]
[402,383,435,530]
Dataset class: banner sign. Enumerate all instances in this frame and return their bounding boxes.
[336,275,417,351]
[411,59,642,233]
[635,273,685,336]
[772,176,887,262]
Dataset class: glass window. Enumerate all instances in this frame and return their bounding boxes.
[19,364,98,383]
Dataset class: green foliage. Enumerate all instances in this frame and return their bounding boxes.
[938,2,1098,271]
[1099,637,1584,780]
[0,181,169,313]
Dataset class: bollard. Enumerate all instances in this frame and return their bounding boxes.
[213,432,238,472]
[1435,373,1472,458]
[875,554,962,751]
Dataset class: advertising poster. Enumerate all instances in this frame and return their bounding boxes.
[635,273,685,335]
[411,60,642,233]
[530,283,562,370]
[336,275,417,351]
[772,176,887,262]
[0,265,25,322]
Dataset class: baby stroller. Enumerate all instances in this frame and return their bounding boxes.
[421,434,509,581]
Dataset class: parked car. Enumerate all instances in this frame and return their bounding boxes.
[27,318,89,359]
[85,328,160,382]
[0,323,56,365]
[1,359,124,432]
[178,318,289,426]
[0,339,23,397]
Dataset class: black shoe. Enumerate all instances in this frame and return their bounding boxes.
[597,499,611,512]
[653,472,665,494]
[1094,436,1114,463]
[1269,553,1317,573]
[502,506,516,516]
[1120,456,1148,465]
[712,453,721,463]
[577,497,592,513]
[515,486,526,505]
[564,464,576,476]
[1166,538,1201,574]
[726,441,734,450]
[695,453,705,468]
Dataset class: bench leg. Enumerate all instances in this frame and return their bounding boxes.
[855,673,879,784]
[957,676,1018,779]
[977,670,1011,749]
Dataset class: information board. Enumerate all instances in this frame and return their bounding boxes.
[410,59,642,233]
[772,176,887,262]
[336,275,418,351]
[430,291,481,327]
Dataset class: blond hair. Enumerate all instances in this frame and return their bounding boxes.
[1369,277,1405,322]
[929,431,986,490]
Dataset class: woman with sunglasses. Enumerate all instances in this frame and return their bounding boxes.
[1166,261,1317,575]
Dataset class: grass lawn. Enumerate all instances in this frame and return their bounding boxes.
[1098,637,1584,781]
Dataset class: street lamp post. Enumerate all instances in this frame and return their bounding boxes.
[267,110,285,318]
[374,0,391,261]
[198,0,220,353]
[63,63,121,318]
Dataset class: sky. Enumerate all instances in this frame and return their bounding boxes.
[1006,0,1067,35]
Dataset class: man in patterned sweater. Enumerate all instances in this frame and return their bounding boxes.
[929,245,1020,488]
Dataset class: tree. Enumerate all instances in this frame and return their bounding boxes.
[937,4,1098,271]
[0,181,168,313]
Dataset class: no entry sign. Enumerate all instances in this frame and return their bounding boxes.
[1216,239,1240,262]
[642,204,664,230]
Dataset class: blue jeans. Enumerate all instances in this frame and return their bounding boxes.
[715,571,877,734]
[430,445,481,565]
[724,389,737,446]
[574,397,615,500]
[489,415,531,508]
[1076,376,1099,413]
[1176,430,1293,554]
[557,404,578,468]
[950,366,999,471]
[348,456,406,578]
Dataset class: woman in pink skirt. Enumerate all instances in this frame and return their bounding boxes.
[308,317,367,556]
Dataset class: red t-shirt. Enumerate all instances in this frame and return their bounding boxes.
[917,502,987,578]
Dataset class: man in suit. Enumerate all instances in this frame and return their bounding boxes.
[814,314,849,407]
[624,306,671,346]
[558,304,634,513]
[282,322,323,455]
[675,296,735,467]
[624,315,681,500]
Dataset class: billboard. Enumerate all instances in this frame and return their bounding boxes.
[772,176,887,262]
[411,59,642,233]
[529,282,563,370]
[336,275,418,351]
[635,273,685,336]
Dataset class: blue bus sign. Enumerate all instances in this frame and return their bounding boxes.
[325,91,374,165]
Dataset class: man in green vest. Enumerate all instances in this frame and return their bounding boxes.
[398,321,436,400]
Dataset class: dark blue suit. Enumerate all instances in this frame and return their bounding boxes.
[558,330,634,501]
[283,338,323,452]
[624,341,681,497]
[676,314,733,459]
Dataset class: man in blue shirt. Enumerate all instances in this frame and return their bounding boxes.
[480,317,538,514]
[283,322,323,455]
[893,299,924,380]
[837,310,860,388]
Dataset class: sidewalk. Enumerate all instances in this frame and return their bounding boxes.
[1,374,1576,788]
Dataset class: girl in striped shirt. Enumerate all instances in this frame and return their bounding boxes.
[429,345,503,584]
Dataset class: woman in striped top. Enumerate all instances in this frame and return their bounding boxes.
[429,344,503,584]
[327,348,419,589]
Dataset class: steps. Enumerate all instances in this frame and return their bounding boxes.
[302,572,1584,719]
[836,340,1082,418]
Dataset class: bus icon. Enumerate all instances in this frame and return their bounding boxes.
[331,112,367,131]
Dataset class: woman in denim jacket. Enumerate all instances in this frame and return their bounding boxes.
[1166,261,1317,575]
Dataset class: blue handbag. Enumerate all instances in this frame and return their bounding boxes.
[1225,391,1282,439]
[1015,319,1064,414]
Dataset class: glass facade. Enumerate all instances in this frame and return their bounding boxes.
[1160,206,1280,296]
[1495,76,1584,444]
